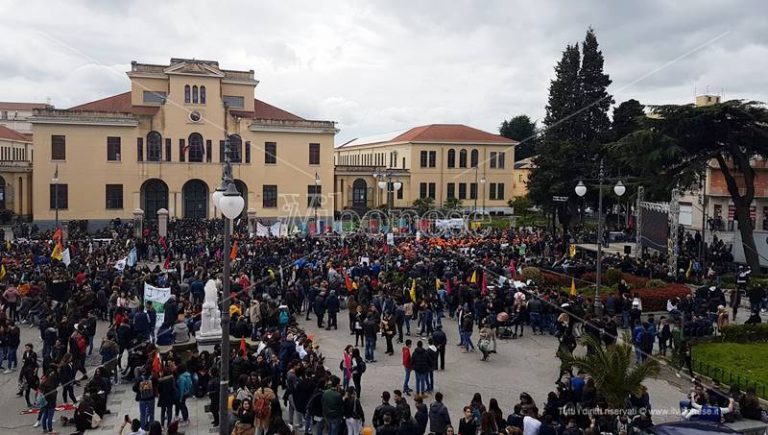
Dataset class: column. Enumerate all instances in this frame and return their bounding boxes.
[157,208,169,238]
[133,208,144,239]
[247,208,257,235]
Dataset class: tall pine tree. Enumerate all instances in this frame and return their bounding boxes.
[578,27,613,144]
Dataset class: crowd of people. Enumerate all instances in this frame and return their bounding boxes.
[0,218,764,435]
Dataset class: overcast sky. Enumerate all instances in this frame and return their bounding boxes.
[1,0,766,143]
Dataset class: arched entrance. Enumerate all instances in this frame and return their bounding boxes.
[352,178,367,208]
[233,180,248,216]
[183,179,208,219]
[141,179,168,220]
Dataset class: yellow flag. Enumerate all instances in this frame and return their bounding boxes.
[685,260,693,279]
[570,277,577,296]
[569,244,576,258]
[470,271,477,284]
[51,242,64,261]
[410,279,417,302]
[4,240,9,251]
[0,264,6,281]
[435,278,441,291]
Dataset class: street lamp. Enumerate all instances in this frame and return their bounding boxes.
[214,137,244,435]
[52,164,59,229]
[480,176,486,215]
[374,171,402,230]
[474,165,479,214]
[575,158,625,311]
[314,171,320,234]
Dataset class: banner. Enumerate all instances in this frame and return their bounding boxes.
[256,222,270,237]
[270,222,282,237]
[62,248,71,266]
[280,223,289,237]
[144,283,171,332]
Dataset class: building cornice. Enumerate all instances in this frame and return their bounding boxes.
[249,119,338,135]
[30,115,138,127]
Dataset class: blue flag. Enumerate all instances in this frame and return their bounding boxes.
[127,247,138,267]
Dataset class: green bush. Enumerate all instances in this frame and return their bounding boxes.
[604,268,623,286]
[521,267,542,283]
[646,279,667,288]
[720,324,768,343]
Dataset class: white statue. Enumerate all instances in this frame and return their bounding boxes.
[197,279,222,338]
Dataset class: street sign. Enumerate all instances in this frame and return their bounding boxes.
[552,196,568,203]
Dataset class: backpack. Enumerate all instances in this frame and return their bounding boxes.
[279,310,289,326]
[76,335,87,354]
[254,391,271,420]
[34,390,48,408]
[139,378,155,400]
[357,359,367,374]
[633,328,644,345]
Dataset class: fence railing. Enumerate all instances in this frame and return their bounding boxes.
[692,358,768,399]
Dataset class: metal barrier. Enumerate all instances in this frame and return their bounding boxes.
[692,359,768,399]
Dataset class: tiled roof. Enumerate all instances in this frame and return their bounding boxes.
[338,124,517,148]
[0,102,52,111]
[231,99,305,121]
[0,125,31,142]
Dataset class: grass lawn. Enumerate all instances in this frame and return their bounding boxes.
[692,342,768,395]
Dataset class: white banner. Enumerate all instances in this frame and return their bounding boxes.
[256,222,270,237]
[270,222,282,237]
[144,283,172,332]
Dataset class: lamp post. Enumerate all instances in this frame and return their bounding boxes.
[575,158,625,310]
[374,171,402,230]
[314,171,320,234]
[212,137,244,435]
[52,164,59,229]
[474,165,478,214]
[480,176,486,215]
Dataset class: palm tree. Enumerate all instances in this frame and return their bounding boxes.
[559,333,660,410]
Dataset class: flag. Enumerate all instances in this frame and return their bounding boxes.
[344,272,354,292]
[569,244,576,258]
[52,228,62,244]
[62,248,71,266]
[151,352,161,377]
[481,271,488,296]
[127,247,137,267]
[470,270,477,284]
[685,260,693,279]
[410,278,417,302]
[114,257,127,271]
[163,255,171,270]
[240,337,248,358]
[4,240,9,251]
[0,264,5,281]
[570,277,577,296]
[435,278,441,291]
[230,241,238,261]
[51,243,64,261]
[159,236,168,253]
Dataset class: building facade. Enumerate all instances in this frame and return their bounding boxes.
[512,156,535,200]
[0,102,53,134]
[0,126,33,218]
[334,124,518,215]
[31,58,336,228]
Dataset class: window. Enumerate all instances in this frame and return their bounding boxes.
[309,143,320,165]
[429,151,436,168]
[397,184,403,199]
[490,152,497,168]
[471,149,479,168]
[223,95,245,108]
[136,138,143,162]
[200,86,206,104]
[51,135,66,160]
[229,135,242,163]
[105,184,123,209]
[147,132,162,161]
[459,183,467,200]
[470,183,477,200]
[308,185,322,207]
[184,85,191,103]
[142,91,166,104]
[107,136,121,161]
[679,203,693,226]
[192,85,199,104]
[188,133,204,162]
[265,142,277,164]
[490,183,505,200]
[428,183,436,199]
[403,157,406,168]
[0,111,6,120]
[245,141,251,163]
[459,149,467,168]
[205,140,212,163]
[497,152,506,169]
[447,183,455,199]
[263,185,277,208]
[50,183,68,209]
[419,183,428,199]
[179,139,186,162]
[447,149,456,168]
[420,151,428,168]
[165,138,172,162]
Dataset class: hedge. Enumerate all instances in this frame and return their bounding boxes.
[719,323,768,343]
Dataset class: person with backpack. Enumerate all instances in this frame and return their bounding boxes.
[133,306,151,343]
[38,369,59,434]
[322,375,344,435]
[253,379,276,434]
[632,320,647,364]
[278,305,290,336]
[175,363,193,425]
[133,368,157,430]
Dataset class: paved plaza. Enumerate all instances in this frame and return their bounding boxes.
[0,308,694,435]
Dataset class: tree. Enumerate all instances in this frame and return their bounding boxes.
[442,197,462,211]
[611,99,645,141]
[578,27,614,143]
[500,115,537,161]
[613,100,768,270]
[412,197,435,215]
[509,196,533,216]
[560,334,660,411]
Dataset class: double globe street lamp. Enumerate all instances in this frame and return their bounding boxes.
[574,161,625,312]
[374,171,402,231]
[211,138,245,435]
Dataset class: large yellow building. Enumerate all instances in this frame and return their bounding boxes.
[334,124,518,215]
[31,58,337,229]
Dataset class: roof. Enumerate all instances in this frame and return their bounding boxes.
[68,93,302,121]
[0,125,32,142]
[338,124,518,148]
[0,102,53,111]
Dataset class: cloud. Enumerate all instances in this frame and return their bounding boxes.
[0,0,766,143]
